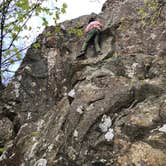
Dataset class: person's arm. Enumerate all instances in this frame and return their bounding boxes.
[85,23,92,33]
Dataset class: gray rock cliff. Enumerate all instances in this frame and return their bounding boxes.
[0,0,166,165]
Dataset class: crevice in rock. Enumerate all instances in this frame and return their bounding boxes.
[145,139,166,151]
[1,107,21,138]
[122,125,150,142]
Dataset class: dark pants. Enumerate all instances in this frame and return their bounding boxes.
[81,29,101,53]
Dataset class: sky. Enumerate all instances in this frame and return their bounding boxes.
[57,0,106,22]
[27,0,106,36]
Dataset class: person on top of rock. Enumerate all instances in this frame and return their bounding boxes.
[76,17,103,59]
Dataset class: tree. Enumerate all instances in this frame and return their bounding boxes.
[0,0,67,87]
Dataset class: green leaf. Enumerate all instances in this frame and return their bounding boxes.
[13,25,21,32]
[55,26,60,33]
[61,3,67,14]
[62,3,68,9]
[6,50,11,56]
[9,59,15,64]
[11,32,16,39]
[45,31,51,37]
[13,47,18,53]
[16,53,21,60]
[55,12,60,20]
[16,0,29,10]
[18,13,24,21]
[28,26,32,31]
[42,17,48,26]
[33,43,40,49]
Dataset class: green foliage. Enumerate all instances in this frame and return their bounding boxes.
[55,25,61,33]
[33,43,40,49]
[42,17,48,26]
[0,0,67,84]
[45,31,52,37]
[68,24,83,37]
[16,53,22,60]
[9,59,15,64]
[61,3,67,14]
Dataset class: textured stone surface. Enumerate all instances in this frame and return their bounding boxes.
[0,0,166,165]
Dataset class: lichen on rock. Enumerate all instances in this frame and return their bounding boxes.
[0,0,166,165]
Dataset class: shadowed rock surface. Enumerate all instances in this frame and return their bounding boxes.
[0,0,166,165]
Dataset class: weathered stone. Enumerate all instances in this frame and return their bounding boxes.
[0,118,13,146]
[0,0,166,165]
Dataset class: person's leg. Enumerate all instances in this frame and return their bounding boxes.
[77,30,97,58]
[94,31,102,54]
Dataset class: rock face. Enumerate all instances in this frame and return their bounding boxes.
[0,0,166,165]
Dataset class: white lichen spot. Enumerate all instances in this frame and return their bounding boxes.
[35,103,39,106]
[28,142,38,159]
[151,33,156,40]
[86,103,95,111]
[100,159,107,163]
[55,134,60,141]
[27,112,32,120]
[54,156,63,163]
[13,81,21,98]
[4,104,12,109]
[9,153,15,159]
[25,65,31,72]
[31,82,37,87]
[73,130,78,138]
[105,128,114,141]
[47,49,57,73]
[76,106,84,114]
[126,63,138,78]
[17,75,22,81]
[64,92,67,96]
[159,124,166,133]
[62,78,66,83]
[48,144,54,152]
[68,89,76,98]
[84,150,88,155]
[0,152,7,161]
[43,153,46,158]
[34,158,47,166]
[99,115,112,132]
[101,107,104,111]
[59,156,63,160]
[20,163,25,166]
[63,86,67,91]
[127,45,135,50]
[20,123,28,129]
[68,146,77,160]
[32,137,36,142]
[37,119,45,132]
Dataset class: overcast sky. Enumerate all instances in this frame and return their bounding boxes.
[58,0,106,22]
